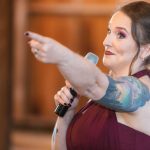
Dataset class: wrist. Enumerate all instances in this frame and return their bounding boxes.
[58,109,75,125]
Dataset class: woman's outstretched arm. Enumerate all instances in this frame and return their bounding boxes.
[25,31,109,100]
[25,31,150,112]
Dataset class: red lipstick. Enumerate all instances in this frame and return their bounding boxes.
[105,51,115,55]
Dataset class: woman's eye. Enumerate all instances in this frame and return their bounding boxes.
[116,32,126,39]
[107,28,111,34]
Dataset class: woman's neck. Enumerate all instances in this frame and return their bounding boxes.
[109,67,146,79]
[109,59,146,79]
[130,56,147,75]
[109,70,127,79]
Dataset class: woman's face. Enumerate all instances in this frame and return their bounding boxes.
[103,11,138,74]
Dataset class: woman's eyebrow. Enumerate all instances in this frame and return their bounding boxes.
[116,27,129,33]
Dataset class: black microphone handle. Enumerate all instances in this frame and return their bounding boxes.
[54,88,77,117]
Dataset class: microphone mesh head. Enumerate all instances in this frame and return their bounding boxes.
[85,52,99,64]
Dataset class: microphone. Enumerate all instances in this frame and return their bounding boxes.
[54,52,99,117]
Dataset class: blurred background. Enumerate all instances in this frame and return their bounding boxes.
[1,0,128,149]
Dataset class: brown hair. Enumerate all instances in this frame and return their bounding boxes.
[119,1,150,70]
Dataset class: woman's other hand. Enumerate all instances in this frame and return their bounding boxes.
[54,81,79,111]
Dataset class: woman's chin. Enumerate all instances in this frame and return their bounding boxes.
[103,60,112,69]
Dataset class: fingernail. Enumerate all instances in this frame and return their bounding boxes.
[70,88,77,97]
[68,103,71,107]
[24,32,29,36]
[70,98,74,103]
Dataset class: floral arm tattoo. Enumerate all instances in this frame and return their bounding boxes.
[96,76,150,112]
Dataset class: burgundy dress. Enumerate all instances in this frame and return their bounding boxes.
[66,70,150,150]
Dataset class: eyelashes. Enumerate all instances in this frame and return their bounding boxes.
[116,31,126,39]
[107,28,127,39]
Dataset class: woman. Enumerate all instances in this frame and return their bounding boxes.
[25,1,150,150]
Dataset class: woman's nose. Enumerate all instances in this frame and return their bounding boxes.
[103,35,112,47]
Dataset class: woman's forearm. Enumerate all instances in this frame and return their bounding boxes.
[57,52,109,99]
[51,110,75,150]
[26,31,109,100]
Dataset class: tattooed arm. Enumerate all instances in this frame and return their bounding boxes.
[95,76,150,112]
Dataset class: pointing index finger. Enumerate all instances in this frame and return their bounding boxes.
[24,31,50,43]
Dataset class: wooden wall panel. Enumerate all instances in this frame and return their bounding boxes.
[0,0,12,149]
[12,0,28,123]
[83,0,118,4]
[78,16,110,69]
[30,0,118,4]
[26,14,110,123]
[12,0,118,128]
[27,16,88,122]
[30,0,75,3]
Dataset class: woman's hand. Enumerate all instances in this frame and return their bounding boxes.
[25,31,72,64]
[54,81,79,111]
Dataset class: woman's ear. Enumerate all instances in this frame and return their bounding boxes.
[139,44,150,61]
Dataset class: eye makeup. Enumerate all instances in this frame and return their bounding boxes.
[116,30,127,39]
